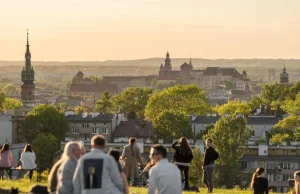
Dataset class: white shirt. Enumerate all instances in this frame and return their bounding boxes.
[21,152,37,169]
[148,159,182,194]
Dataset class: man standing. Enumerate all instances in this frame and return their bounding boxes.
[73,135,123,194]
[148,144,181,194]
[203,138,219,193]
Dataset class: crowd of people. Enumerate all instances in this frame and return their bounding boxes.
[2,136,300,193]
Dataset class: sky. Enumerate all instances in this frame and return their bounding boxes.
[1,0,300,61]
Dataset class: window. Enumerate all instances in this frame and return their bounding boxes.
[72,128,79,134]
[92,128,99,134]
[262,131,266,137]
[103,128,108,134]
[82,124,89,128]
[252,131,255,137]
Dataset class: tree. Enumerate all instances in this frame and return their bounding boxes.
[0,92,6,111]
[204,115,251,188]
[213,100,251,117]
[58,103,68,111]
[282,92,300,116]
[74,106,88,115]
[2,98,22,110]
[270,133,291,146]
[249,96,263,109]
[113,87,153,119]
[151,77,158,87]
[65,80,72,90]
[32,134,60,168]
[24,104,69,142]
[2,85,17,95]
[189,148,203,187]
[94,91,114,115]
[261,84,281,115]
[145,85,210,122]
[152,111,193,142]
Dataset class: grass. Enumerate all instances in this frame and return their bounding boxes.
[0,179,277,194]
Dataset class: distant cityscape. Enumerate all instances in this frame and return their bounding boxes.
[1,32,300,193]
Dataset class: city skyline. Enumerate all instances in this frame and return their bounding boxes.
[1,0,300,61]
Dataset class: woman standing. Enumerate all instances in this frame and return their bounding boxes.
[0,144,12,179]
[56,141,81,194]
[122,138,142,186]
[172,137,193,190]
[20,144,37,180]
[250,167,269,194]
[291,171,300,194]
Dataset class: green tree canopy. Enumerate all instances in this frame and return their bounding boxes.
[189,148,203,187]
[261,84,281,114]
[145,85,210,122]
[249,96,263,110]
[2,98,22,110]
[270,133,292,146]
[58,103,68,112]
[94,91,114,115]
[32,134,60,168]
[213,100,251,117]
[282,92,300,116]
[2,85,17,95]
[0,92,6,111]
[152,111,193,142]
[74,105,88,115]
[204,115,251,188]
[24,104,68,142]
[113,87,153,119]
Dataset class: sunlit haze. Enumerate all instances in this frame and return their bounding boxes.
[1,0,300,61]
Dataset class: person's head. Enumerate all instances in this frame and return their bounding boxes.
[294,171,300,182]
[250,168,266,188]
[91,134,106,150]
[129,137,136,145]
[108,150,121,162]
[179,137,192,155]
[205,138,212,148]
[0,144,10,154]
[61,141,81,161]
[24,144,33,153]
[150,144,167,164]
[77,141,86,156]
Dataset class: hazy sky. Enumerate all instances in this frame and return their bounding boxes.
[1,0,300,61]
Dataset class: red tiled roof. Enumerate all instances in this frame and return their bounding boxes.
[113,121,154,137]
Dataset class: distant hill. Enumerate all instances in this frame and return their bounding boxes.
[0,58,299,68]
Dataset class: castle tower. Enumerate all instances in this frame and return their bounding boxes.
[163,51,172,72]
[21,30,35,107]
[180,62,191,85]
[280,65,289,85]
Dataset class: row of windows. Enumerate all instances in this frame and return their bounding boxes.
[71,128,108,134]
[81,123,107,128]
[241,161,300,170]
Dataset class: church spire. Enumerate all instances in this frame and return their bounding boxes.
[25,29,31,58]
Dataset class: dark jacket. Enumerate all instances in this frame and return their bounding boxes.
[172,141,193,164]
[203,146,218,166]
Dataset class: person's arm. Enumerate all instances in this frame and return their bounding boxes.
[121,172,129,194]
[9,151,12,165]
[109,156,124,192]
[121,146,126,160]
[171,141,178,149]
[20,153,24,163]
[60,162,74,193]
[148,168,157,194]
[73,159,82,194]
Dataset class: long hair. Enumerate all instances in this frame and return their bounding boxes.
[109,150,121,162]
[23,144,33,153]
[179,137,192,155]
[0,144,10,154]
[61,141,80,161]
[250,167,265,188]
[129,138,136,157]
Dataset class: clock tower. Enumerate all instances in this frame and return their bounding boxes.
[21,30,35,107]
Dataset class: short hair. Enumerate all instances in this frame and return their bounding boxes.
[108,150,121,162]
[206,138,212,143]
[91,134,106,147]
[152,144,167,158]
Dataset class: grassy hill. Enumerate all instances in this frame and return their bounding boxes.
[0,179,276,194]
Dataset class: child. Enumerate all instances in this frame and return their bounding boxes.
[108,150,129,194]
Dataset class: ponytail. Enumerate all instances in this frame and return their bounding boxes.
[129,138,136,157]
